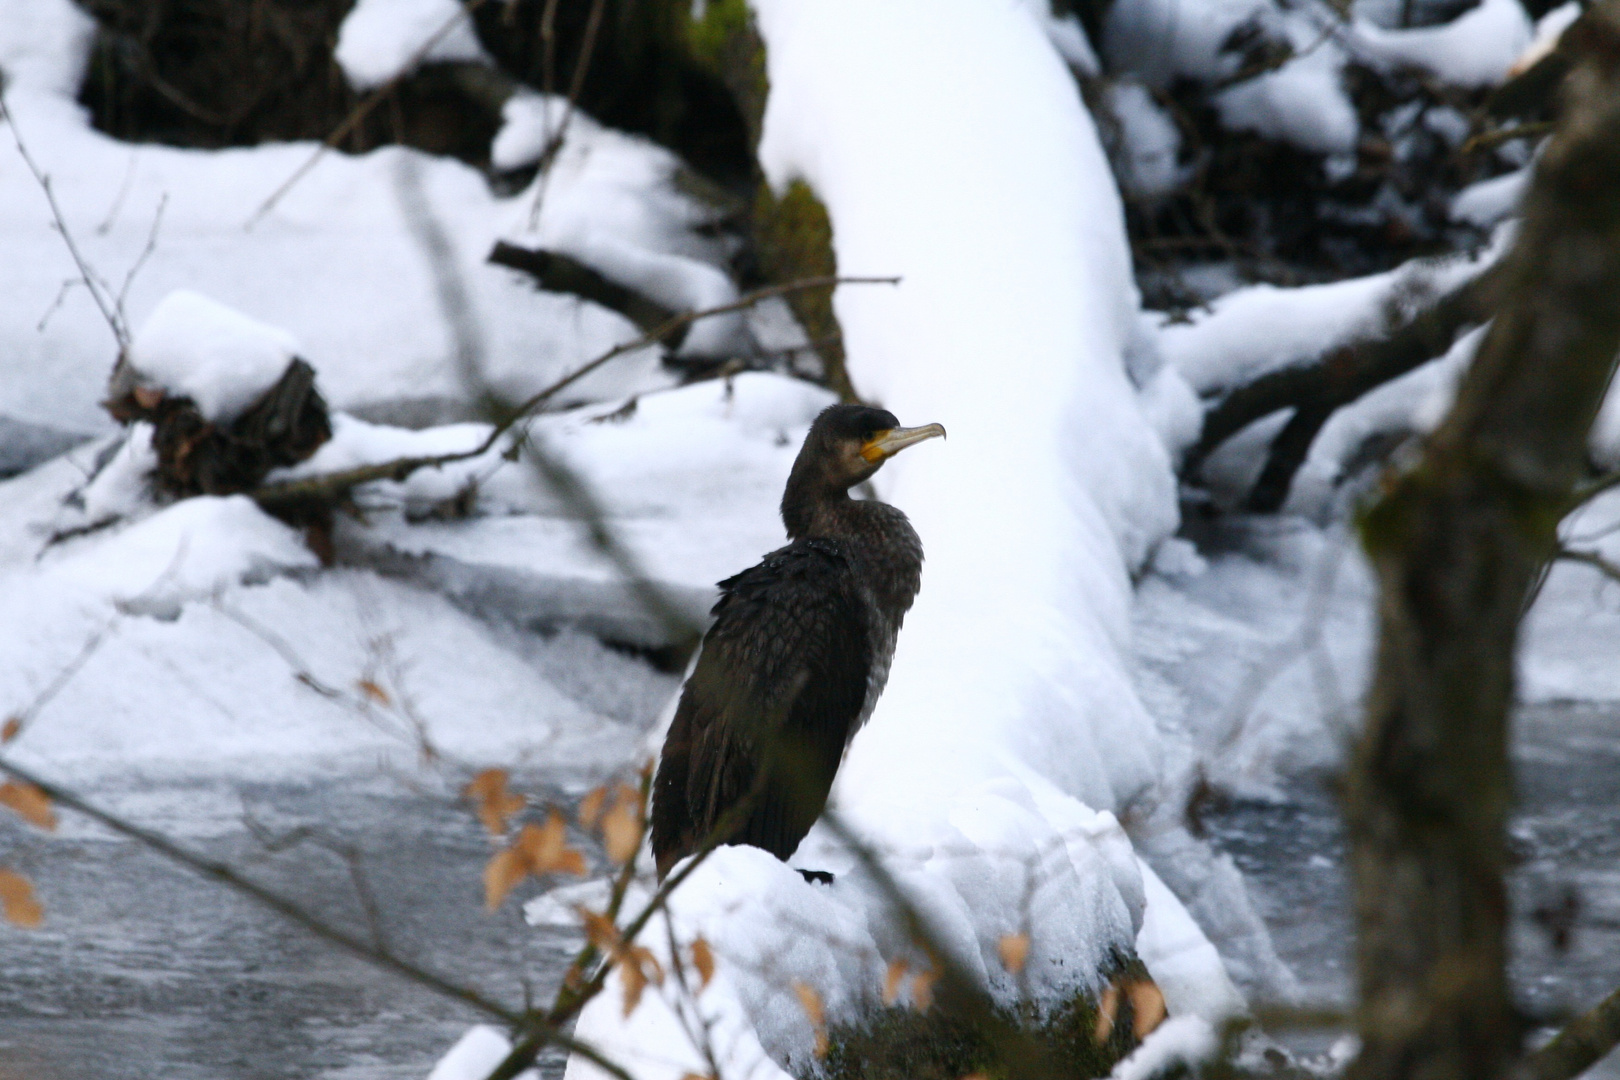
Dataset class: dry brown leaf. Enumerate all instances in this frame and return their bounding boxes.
[356,679,390,705]
[998,932,1029,975]
[579,907,621,953]
[1094,982,1121,1043]
[132,385,165,409]
[793,981,828,1058]
[0,781,55,831]
[1127,978,1167,1039]
[882,958,909,1005]
[601,791,644,865]
[621,956,648,1017]
[628,943,664,987]
[0,869,42,928]
[911,968,938,1012]
[1,717,21,743]
[483,846,528,911]
[464,769,525,836]
[690,936,715,988]
[517,811,586,877]
[679,1074,716,1080]
[578,785,607,830]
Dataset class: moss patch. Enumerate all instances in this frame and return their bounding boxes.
[817,960,1155,1080]
[754,180,857,402]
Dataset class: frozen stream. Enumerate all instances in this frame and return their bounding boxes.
[1205,701,1620,1078]
[0,707,1616,1080]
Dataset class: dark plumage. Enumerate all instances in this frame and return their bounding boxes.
[650,404,945,880]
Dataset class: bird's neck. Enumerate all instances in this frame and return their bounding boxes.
[782,485,857,541]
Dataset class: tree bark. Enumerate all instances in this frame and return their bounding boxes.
[1348,8,1620,1080]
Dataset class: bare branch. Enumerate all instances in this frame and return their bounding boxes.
[247,275,899,519]
[1,96,126,349]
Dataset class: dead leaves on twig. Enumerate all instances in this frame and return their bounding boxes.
[998,932,1029,975]
[484,810,586,910]
[793,981,829,1058]
[0,869,42,928]
[2,717,21,743]
[581,906,665,1016]
[465,769,525,836]
[1094,975,1167,1042]
[879,957,941,1011]
[690,936,715,988]
[0,781,55,831]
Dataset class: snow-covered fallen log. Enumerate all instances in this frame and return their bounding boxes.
[558,2,1247,1077]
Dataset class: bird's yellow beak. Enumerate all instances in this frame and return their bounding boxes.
[860,423,947,463]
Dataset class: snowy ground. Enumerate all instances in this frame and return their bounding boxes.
[3,0,1620,1078]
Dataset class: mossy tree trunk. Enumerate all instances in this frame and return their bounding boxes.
[677,0,860,402]
[1347,7,1620,1080]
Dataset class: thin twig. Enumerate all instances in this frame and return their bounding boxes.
[248,275,899,516]
[1,97,126,349]
[526,0,608,230]
[115,193,169,330]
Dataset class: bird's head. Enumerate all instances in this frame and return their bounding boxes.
[795,404,947,494]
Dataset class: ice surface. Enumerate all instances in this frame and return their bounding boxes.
[335,0,489,90]
[1349,0,1532,89]
[127,290,303,422]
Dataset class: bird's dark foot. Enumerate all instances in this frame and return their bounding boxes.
[798,869,835,885]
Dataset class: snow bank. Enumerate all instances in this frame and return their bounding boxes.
[493,92,745,358]
[335,0,489,90]
[1350,0,1532,89]
[0,13,728,437]
[127,290,303,422]
[1157,252,1487,398]
[1215,40,1359,157]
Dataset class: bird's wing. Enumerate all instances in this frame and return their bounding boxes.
[651,540,871,871]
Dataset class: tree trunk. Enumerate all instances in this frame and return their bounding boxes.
[1347,7,1620,1080]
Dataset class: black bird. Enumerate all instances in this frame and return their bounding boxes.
[650,404,945,880]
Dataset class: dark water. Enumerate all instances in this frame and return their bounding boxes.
[0,776,582,1080]
[1204,702,1620,1077]
[1,704,1615,1080]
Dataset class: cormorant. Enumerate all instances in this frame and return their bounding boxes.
[650,404,945,880]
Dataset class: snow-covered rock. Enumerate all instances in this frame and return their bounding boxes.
[335,0,490,90]
[126,290,304,423]
[1349,0,1533,89]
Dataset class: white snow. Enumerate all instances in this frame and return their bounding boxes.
[1215,39,1360,157]
[127,290,303,422]
[1512,2,1581,77]
[1109,82,1187,199]
[1104,0,1275,86]
[426,1027,538,1080]
[564,1,1245,1075]
[0,18,725,438]
[1451,166,1530,228]
[1157,251,1488,399]
[1349,0,1533,89]
[334,0,490,91]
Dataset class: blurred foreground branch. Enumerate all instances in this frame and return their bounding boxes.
[1348,6,1620,1080]
[1517,983,1620,1080]
[248,274,898,520]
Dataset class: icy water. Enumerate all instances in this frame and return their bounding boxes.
[1204,702,1620,1078]
[0,775,587,1080]
[0,704,1615,1080]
